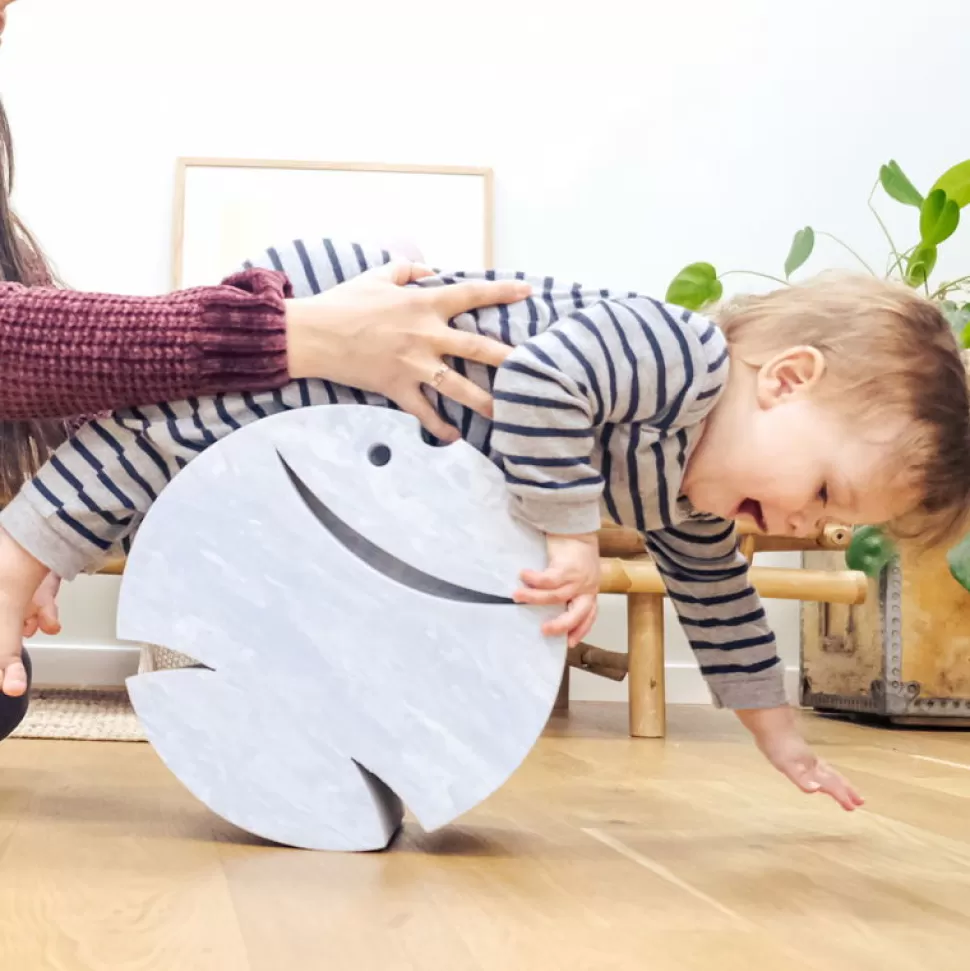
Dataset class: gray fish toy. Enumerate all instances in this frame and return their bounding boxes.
[117,405,565,851]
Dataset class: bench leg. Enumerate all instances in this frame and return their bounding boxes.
[628,593,666,738]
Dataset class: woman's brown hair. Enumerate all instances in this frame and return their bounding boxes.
[0,95,70,503]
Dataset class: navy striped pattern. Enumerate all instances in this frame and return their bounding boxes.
[644,519,783,701]
[1,238,783,709]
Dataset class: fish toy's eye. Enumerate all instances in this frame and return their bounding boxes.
[368,444,392,467]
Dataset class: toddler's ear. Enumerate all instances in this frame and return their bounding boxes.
[757,346,825,406]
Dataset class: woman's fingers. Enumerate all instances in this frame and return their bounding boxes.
[434,328,513,371]
[394,390,460,443]
[368,260,435,286]
[407,264,435,281]
[286,259,522,411]
[428,363,495,419]
[432,278,531,318]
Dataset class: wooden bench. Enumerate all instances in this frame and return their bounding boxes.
[561,523,867,738]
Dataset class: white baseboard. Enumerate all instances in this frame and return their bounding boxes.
[28,643,141,690]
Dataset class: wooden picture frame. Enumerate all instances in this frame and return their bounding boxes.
[172,158,495,290]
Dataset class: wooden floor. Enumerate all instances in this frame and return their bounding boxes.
[3,704,970,970]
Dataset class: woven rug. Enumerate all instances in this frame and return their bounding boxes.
[12,687,145,742]
[9,644,200,742]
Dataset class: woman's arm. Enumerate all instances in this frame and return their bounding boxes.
[0,268,289,420]
[0,262,529,427]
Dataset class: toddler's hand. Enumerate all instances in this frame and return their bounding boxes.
[513,532,600,646]
[22,572,62,639]
[738,706,864,812]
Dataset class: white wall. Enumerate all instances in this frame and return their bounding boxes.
[5,0,968,697]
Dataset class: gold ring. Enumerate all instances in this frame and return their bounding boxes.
[429,364,450,389]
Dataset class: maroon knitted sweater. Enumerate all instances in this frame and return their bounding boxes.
[0,268,292,420]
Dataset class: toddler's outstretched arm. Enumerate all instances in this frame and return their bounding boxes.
[738,706,864,811]
[646,520,863,811]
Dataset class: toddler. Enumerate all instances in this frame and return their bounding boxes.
[1,239,968,809]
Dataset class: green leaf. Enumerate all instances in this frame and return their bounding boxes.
[905,243,937,287]
[879,160,924,208]
[947,531,970,592]
[666,263,723,311]
[919,189,960,245]
[846,525,896,578]
[931,159,970,209]
[784,226,815,278]
[960,320,970,350]
[940,299,970,338]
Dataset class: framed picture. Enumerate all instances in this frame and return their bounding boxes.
[171,158,494,290]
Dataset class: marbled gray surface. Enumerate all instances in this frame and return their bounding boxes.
[117,406,565,851]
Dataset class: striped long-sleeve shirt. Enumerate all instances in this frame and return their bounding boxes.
[0,239,785,710]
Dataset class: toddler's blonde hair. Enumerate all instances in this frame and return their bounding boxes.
[715,273,970,548]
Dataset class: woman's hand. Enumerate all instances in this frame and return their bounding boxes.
[284,261,531,442]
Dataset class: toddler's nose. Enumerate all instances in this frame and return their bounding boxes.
[785,510,820,538]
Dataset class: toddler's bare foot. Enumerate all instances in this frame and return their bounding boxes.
[0,654,27,697]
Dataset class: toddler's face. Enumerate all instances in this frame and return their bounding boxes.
[684,348,915,537]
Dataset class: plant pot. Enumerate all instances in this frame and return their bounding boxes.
[801,544,970,726]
